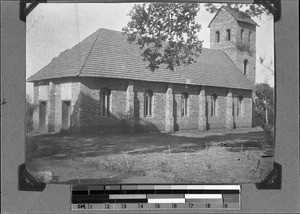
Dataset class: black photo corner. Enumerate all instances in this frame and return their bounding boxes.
[18,163,46,191]
[18,0,281,191]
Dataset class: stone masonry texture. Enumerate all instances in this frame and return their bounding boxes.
[210,7,256,84]
[32,77,253,134]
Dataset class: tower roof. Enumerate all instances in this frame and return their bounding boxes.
[208,5,258,27]
[27,28,254,90]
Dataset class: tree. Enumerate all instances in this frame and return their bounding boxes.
[204,3,269,18]
[253,83,274,137]
[122,3,202,71]
[26,95,37,133]
[123,3,269,71]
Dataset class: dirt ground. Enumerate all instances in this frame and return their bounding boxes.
[26,127,274,184]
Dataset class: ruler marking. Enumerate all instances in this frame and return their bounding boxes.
[122,185,139,190]
[185,194,223,199]
[147,194,185,199]
[155,189,172,194]
[109,194,147,199]
[186,198,224,203]
[71,185,241,210]
[88,185,104,191]
[148,198,186,204]
[72,190,88,195]
[115,199,148,203]
[137,185,155,190]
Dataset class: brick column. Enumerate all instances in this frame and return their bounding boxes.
[32,82,39,132]
[199,86,207,131]
[226,89,234,130]
[48,81,56,132]
[54,83,62,132]
[250,90,255,127]
[70,82,81,133]
[126,80,135,133]
[165,83,174,132]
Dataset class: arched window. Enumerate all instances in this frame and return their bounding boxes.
[215,31,220,43]
[237,96,243,117]
[144,90,153,117]
[248,31,252,43]
[100,88,111,116]
[241,29,244,41]
[211,94,217,116]
[205,99,209,117]
[226,29,231,41]
[243,59,248,75]
[181,93,189,116]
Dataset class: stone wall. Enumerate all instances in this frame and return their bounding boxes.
[173,84,200,130]
[210,8,238,50]
[232,89,253,128]
[32,80,49,133]
[32,77,253,134]
[134,81,167,132]
[79,78,127,134]
[209,7,256,84]
[206,86,228,129]
[32,78,82,133]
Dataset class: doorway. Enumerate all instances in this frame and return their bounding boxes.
[62,101,71,130]
[39,101,47,129]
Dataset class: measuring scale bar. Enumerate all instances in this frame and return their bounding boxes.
[71,185,241,210]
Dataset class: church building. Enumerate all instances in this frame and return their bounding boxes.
[27,6,257,134]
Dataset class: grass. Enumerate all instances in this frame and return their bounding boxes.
[25,128,274,184]
[79,144,273,184]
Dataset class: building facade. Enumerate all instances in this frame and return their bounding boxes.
[209,6,257,84]
[28,6,257,134]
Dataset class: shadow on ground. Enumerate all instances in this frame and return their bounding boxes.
[25,127,274,184]
[27,126,273,162]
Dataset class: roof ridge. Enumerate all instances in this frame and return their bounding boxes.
[98,27,123,33]
[77,28,103,77]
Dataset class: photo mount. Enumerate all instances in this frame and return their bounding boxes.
[18,163,46,191]
[19,0,47,22]
[253,0,281,22]
[255,162,282,189]
[21,0,279,191]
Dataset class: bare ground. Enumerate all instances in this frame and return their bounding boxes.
[25,127,274,184]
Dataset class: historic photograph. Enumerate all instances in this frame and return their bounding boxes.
[25,3,275,184]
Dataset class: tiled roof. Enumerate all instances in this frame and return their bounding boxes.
[208,6,257,27]
[27,28,254,90]
[223,6,258,26]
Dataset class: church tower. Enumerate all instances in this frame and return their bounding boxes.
[208,6,257,84]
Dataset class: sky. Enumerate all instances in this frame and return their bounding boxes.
[26,3,274,100]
